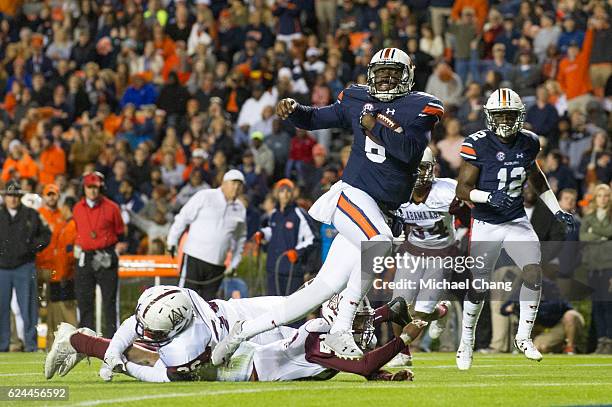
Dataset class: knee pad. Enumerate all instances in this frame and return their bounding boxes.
[522,264,542,290]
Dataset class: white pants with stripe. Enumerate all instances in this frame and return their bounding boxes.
[469,216,541,288]
[241,182,395,338]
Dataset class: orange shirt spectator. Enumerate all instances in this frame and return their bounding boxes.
[53,217,77,282]
[1,141,39,182]
[36,185,65,274]
[451,0,489,31]
[39,140,66,185]
[557,29,594,100]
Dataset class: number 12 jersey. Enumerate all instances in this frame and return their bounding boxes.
[460,129,541,224]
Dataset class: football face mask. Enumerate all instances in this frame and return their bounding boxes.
[373,66,403,93]
[366,48,414,102]
[486,110,524,140]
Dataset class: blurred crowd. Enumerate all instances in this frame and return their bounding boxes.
[0,0,610,353]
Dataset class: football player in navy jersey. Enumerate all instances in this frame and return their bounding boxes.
[454,88,576,370]
[212,48,444,365]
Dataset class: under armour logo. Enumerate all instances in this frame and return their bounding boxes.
[516,153,524,158]
[386,108,395,115]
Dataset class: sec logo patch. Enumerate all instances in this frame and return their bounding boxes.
[285,221,294,229]
[496,151,505,161]
[363,103,374,112]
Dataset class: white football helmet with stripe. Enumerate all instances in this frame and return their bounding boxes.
[134,286,194,346]
[367,48,415,102]
[484,88,526,140]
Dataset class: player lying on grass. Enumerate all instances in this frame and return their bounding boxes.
[45,286,444,382]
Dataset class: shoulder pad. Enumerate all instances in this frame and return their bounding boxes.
[461,130,488,161]
[520,129,540,144]
[342,84,372,102]
[410,92,444,119]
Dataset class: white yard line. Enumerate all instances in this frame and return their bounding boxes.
[62,382,612,407]
[0,372,41,376]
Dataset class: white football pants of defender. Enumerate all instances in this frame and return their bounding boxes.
[392,252,447,314]
[238,184,393,340]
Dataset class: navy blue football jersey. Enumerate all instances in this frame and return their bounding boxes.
[289,84,443,209]
[460,129,541,224]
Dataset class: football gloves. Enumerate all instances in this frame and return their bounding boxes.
[555,210,577,233]
[487,189,514,209]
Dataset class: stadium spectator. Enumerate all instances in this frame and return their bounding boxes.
[250,131,274,178]
[501,278,585,354]
[450,0,488,32]
[557,26,594,114]
[588,9,612,97]
[526,86,560,142]
[0,180,50,352]
[425,62,463,109]
[255,178,316,295]
[73,172,126,338]
[41,193,78,350]
[578,131,612,190]
[543,150,578,194]
[286,128,316,187]
[580,184,612,354]
[448,6,478,84]
[534,12,562,64]
[1,139,38,182]
[167,170,247,299]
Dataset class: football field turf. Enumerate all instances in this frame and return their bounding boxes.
[1,353,611,406]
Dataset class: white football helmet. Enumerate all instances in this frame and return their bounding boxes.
[134,286,194,346]
[484,88,526,140]
[367,48,414,102]
[321,294,376,350]
[415,147,436,189]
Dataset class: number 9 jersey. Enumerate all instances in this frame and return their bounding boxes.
[460,129,541,224]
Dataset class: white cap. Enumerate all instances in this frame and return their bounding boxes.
[306,47,320,58]
[223,169,245,183]
[8,139,21,152]
[192,148,208,159]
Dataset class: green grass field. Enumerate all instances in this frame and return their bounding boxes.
[1,352,611,406]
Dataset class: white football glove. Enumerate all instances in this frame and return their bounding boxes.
[104,353,127,374]
[393,230,406,246]
[99,362,114,382]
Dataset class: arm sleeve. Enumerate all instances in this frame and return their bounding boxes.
[167,191,204,246]
[105,316,138,361]
[578,28,594,65]
[308,337,405,377]
[289,97,349,131]
[125,359,171,383]
[368,114,437,164]
[113,204,126,237]
[229,216,247,270]
[294,208,315,253]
